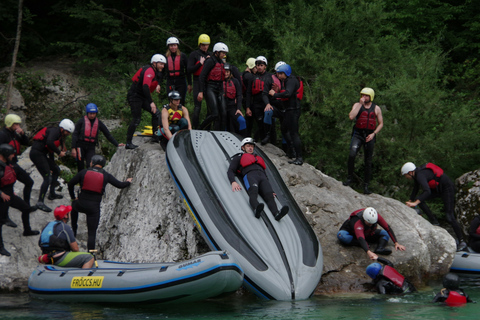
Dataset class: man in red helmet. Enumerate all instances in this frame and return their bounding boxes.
[38,205,94,268]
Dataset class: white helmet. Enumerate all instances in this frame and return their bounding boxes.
[401,162,416,175]
[274,61,286,71]
[363,207,378,224]
[151,54,166,64]
[241,137,255,147]
[59,119,75,133]
[166,37,179,46]
[213,42,229,53]
[255,56,268,65]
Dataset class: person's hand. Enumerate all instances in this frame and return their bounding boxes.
[366,133,375,142]
[126,178,133,183]
[360,96,366,105]
[395,243,406,251]
[150,102,157,114]
[197,92,203,102]
[231,182,241,192]
[235,110,243,117]
[155,85,161,94]
[405,201,417,208]
[200,56,205,65]
[188,85,192,93]
[71,149,77,158]
[367,250,378,260]
[264,104,273,112]
[269,89,276,96]
[16,127,24,135]
[59,151,66,157]
[246,108,252,117]
[272,82,280,92]
[1,192,10,202]
[118,143,125,147]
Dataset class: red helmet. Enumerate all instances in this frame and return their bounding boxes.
[54,205,72,220]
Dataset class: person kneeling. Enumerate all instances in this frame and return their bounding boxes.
[38,205,94,269]
[366,257,416,294]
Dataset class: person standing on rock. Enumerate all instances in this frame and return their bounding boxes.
[337,207,406,260]
[227,138,289,221]
[71,103,125,172]
[38,205,94,268]
[401,162,466,251]
[343,88,383,194]
[0,144,39,256]
[30,119,75,213]
[126,54,166,149]
[0,114,36,227]
[68,155,132,251]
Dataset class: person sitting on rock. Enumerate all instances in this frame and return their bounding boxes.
[337,207,406,260]
[158,90,191,150]
[433,273,473,306]
[468,214,480,253]
[366,257,416,294]
[227,137,289,221]
[38,205,94,268]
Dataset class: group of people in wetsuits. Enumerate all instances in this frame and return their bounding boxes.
[125,34,304,165]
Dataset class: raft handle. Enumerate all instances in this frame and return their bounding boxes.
[160,266,168,272]
[117,271,125,277]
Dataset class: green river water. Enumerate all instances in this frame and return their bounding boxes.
[1,276,478,320]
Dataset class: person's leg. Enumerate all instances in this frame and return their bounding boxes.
[286,108,303,165]
[441,181,465,248]
[140,100,160,143]
[85,202,101,251]
[9,194,38,235]
[418,199,440,225]
[192,78,202,129]
[0,205,11,256]
[216,90,227,131]
[83,146,96,169]
[30,149,52,211]
[337,230,360,246]
[344,135,363,186]
[370,229,391,255]
[47,153,62,199]
[126,99,142,147]
[14,164,34,207]
[200,84,219,130]
[71,200,82,237]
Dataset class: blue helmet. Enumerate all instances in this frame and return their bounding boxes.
[86,103,98,113]
[366,263,382,279]
[276,64,292,77]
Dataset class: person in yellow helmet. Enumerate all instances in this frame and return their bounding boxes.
[343,87,384,194]
[188,34,212,129]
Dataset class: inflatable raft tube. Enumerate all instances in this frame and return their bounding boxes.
[450,249,480,274]
[166,130,323,300]
[28,251,243,303]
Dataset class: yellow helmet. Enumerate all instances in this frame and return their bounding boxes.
[360,87,375,101]
[246,58,256,69]
[5,114,21,128]
[198,34,210,46]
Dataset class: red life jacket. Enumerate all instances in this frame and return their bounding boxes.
[193,61,203,76]
[251,78,265,95]
[207,62,225,81]
[33,127,61,153]
[355,104,377,130]
[224,79,236,99]
[8,139,21,156]
[0,164,16,188]
[83,116,99,143]
[167,55,181,77]
[380,265,405,288]
[297,77,304,100]
[422,163,444,189]
[445,290,467,306]
[239,153,266,171]
[82,170,104,194]
[131,65,157,94]
[476,223,480,235]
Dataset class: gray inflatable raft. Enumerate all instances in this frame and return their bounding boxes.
[450,249,480,275]
[28,251,243,303]
[166,130,323,300]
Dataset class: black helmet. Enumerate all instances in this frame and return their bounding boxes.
[224,63,231,70]
[0,144,15,158]
[91,155,106,167]
[168,91,182,101]
[443,273,460,290]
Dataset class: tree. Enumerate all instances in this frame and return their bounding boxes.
[5,0,23,111]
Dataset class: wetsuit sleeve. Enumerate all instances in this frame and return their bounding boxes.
[273,77,295,99]
[352,219,370,252]
[142,67,156,104]
[68,170,85,200]
[182,53,192,85]
[432,290,448,303]
[377,257,394,267]
[71,118,83,149]
[199,58,215,92]
[0,130,8,144]
[45,128,62,154]
[98,120,119,147]
[377,215,397,243]
[227,155,241,184]
[261,75,273,106]
[414,170,433,203]
[105,172,131,189]
[245,76,253,109]
[469,216,480,240]
[187,51,200,74]
[233,78,242,110]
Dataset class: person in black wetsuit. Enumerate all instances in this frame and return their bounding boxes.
[158,91,192,150]
[165,37,191,106]
[433,273,473,306]
[71,103,125,172]
[223,63,246,137]
[68,155,132,251]
[401,161,467,251]
[187,34,211,129]
[468,215,480,252]
[337,207,406,260]
[343,87,384,194]
[242,58,257,137]
[30,119,75,212]
[0,114,35,227]
[366,257,416,294]
[227,137,289,221]
[0,144,39,256]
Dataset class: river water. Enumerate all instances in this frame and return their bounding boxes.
[1,276,479,320]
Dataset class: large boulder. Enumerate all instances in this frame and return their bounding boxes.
[455,169,480,237]
[0,136,456,293]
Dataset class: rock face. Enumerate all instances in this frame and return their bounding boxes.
[0,136,456,294]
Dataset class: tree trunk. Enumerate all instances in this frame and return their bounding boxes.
[5,0,24,112]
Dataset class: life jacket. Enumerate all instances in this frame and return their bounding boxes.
[239,153,266,172]
[349,208,378,235]
[0,163,16,188]
[131,65,157,95]
[167,55,181,77]
[297,77,304,100]
[224,79,236,100]
[207,62,225,81]
[82,116,99,143]
[7,132,21,155]
[164,104,184,124]
[33,127,61,153]
[476,222,480,235]
[421,163,444,189]
[355,104,377,130]
[251,77,265,95]
[82,169,105,194]
[445,290,468,306]
[380,265,405,288]
[39,221,71,254]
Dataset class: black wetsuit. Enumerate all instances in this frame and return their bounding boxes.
[224,77,245,136]
[165,52,191,106]
[373,258,416,294]
[187,48,211,128]
[469,215,480,252]
[246,71,273,140]
[68,167,130,250]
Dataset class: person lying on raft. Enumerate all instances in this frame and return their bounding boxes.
[227,137,289,221]
[337,207,406,260]
[433,273,473,306]
[38,205,94,268]
[366,257,416,294]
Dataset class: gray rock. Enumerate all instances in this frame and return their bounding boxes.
[0,136,456,294]
[455,169,480,236]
